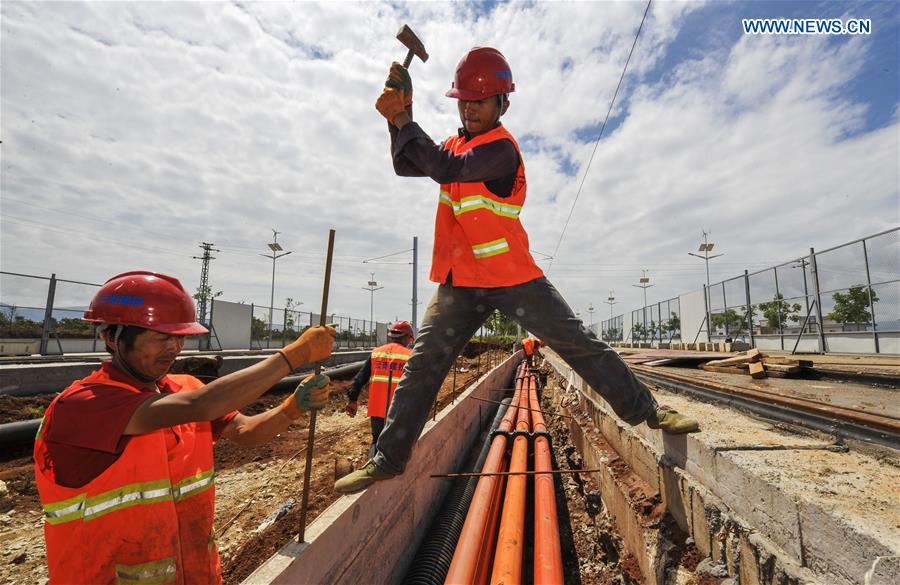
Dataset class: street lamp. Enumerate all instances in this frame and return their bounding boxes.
[362,272,383,340]
[260,229,292,348]
[587,303,595,326]
[688,231,724,341]
[603,291,618,318]
[632,272,654,342]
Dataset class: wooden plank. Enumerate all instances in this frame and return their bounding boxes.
[749,361,767,379]
[701,364,750,376]
[705,348,761,368]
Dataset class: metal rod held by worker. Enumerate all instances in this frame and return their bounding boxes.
[299,228,335,542]
[431,468,604,479]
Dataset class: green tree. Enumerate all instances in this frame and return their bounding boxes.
[631,323,646,341]
[251,316,267,340]
[485,310,517,337]
[756,293,801,332]
[828,285,879,327]
[665,312,681,339]
[193,284,222,324]
[283,298,303,338]
[711,308,748,334]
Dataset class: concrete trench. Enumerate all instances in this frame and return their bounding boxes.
[541,350,899,585]
[236,350,897,585]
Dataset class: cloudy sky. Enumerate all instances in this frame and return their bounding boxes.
[2,0,897,328]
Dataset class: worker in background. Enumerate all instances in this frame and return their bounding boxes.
[521,335,542,368]
[335,47,700,494]
[345,321,415,456]
[34,271,336,584]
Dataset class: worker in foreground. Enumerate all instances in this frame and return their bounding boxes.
[345,321,415,456]
[335,47,699,494]
[34,271,336,584]
[521,335,542,368]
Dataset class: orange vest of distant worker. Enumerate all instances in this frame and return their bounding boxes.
[367,342,412,418]
[430,125,545,288]
[522,337,541,356]
[34,370,221,585]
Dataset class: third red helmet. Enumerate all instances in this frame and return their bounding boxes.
[83,271,208,335]
[446,47,515,101]
[388,320,415,339]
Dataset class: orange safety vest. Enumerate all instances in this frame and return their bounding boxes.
[34,369,221,585]
[430,125,545,288]
[367,342,412,418]
[522,337,541,356]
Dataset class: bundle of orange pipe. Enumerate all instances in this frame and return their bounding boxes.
[445,365,564,585]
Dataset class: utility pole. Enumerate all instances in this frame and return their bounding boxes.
[587,303,595,327]
[192,242,220,325]
[260,229,292,349]
[688,231,723,340]
[363,273,383,339]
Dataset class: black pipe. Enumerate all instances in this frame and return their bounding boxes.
[402,395,513,584]
[0,419,41,447]
[265,360,366,393]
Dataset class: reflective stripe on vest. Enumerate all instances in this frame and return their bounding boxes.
[43,471,213,525]
[439,191,522,219]
[370,351,412,361]
[115,557,177,585]
[472,237,510,259]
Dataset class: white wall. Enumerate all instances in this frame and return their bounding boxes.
[211,299,252,350]
[679,289,708,344]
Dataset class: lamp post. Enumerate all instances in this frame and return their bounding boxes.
[587,303,595,326]
[688,231,723,341]
[362,272,383,340]
[260,229,292,348]
[632,272,654,342]
[603,291,618,318]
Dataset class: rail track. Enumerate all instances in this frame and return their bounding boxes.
[631,364,900,451]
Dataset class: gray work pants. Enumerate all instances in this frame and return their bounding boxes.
[373,276,658,474]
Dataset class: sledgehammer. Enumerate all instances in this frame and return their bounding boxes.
[396,24,428,68]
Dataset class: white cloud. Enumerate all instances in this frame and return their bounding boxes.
[1,1,896,329]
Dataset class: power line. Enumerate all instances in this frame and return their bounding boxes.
[547,0,653,272]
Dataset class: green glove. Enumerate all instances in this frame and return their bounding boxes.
[385,61,412,105]
[282,374,330,419]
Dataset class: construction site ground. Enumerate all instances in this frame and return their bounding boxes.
[0,352,496,585]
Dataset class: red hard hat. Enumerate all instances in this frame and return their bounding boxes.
[83,271,208,335]
[446,47,515,101]
[388,320,415,339]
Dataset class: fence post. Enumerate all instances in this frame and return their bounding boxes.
[40,274,57,356]
[809,247,827,353]
[722,283,729,339]
[744,270,754,348]
[861,239,879,354]
[703,284,711,343]
[250,303,255,350]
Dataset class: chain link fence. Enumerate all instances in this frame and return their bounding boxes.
[0,271,385,356]
[602,227,899,354]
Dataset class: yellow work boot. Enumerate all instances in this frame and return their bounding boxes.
[646,407,700,434]
[334,459,395,494]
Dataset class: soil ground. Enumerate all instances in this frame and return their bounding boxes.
[0,351,498,585]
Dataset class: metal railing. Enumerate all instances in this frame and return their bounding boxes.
[0,271,385,356]
[602,227,900,354]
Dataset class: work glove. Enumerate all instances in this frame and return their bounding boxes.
[375,87,407,125]
[384,61,412,106]
[280,325,336,370]
[345,400,358,418]
[282,374,331,420]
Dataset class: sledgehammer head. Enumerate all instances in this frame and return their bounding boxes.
[397,24,428,69]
